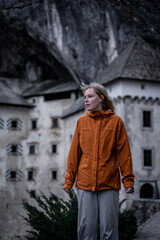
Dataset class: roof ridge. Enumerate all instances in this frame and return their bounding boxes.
[120,38,137,77]
[96,36,160,84]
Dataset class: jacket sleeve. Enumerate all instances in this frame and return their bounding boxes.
[116,118,135,188]
[64,120,82,190]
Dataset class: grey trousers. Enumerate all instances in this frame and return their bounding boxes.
[77,189,119,240]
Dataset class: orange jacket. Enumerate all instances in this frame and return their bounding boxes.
[64,110,134,191]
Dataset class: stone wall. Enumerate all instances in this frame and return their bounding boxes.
[132,199,160,225]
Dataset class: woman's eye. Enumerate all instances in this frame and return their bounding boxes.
[84,95,93,99]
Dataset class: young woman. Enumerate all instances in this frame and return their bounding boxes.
[63,82,134,240]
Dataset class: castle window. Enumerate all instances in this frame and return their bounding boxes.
[144,149,152,167]
[143,111,151,128]
[52,170,57,180]
[0,118,4,129]
[31,120,37,130]
[7,144,23,155]
[32,98,36,104]
[11,120,17,129]
[52,118,58,128]
[52,144,57,154]
[11,145,17,154]
[141,84,146,90]
[29,145,36,155]
[30,190,36,198]
[28,170,35,181]
[6,169,23,181]
[7,119,23,130]
[140,183,153,199]
[10,171,17,180]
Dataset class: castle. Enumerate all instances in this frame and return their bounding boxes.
[0,37,160,239]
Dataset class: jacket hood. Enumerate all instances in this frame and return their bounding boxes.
[87,110,114,119]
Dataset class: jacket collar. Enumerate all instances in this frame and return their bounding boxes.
[87,110,114,119]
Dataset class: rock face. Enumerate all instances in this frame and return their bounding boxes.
[133,211,160,240]
[0,0,160,83]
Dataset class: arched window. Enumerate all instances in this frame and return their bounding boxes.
[140,183,153,199]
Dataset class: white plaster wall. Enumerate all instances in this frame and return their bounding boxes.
[105,80,160,204]
[107,79,160,99]
[127,99,160,179]
[0,94,76,239]
[106,81,123,98]
[22,95,76,198]
[120,97,160,207]
[0,106,30,189]
[0,106,31,239]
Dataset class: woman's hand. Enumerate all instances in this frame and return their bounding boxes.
[63,187,71,193]
[125,187,134,194]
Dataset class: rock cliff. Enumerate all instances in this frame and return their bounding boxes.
[0,0,160,83]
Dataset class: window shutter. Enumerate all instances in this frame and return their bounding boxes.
[6,170,23,181]
[7,119,12,129]
[17,144,23,155]
[6,144,12,154]
[17,170,23,181]
[17,120,23,130]
[6,170,11,180]
[0,118,4,129]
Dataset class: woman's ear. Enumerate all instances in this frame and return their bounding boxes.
[100,95,104,102]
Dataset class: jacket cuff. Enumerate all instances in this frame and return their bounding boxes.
[63,182,73,190]
[124,182,134,188]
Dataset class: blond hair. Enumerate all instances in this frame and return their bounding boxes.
[81,82,115,112]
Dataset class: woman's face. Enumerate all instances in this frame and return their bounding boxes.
[84,88,103,111]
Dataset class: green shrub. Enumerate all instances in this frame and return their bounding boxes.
[119,199,138,240]
[22,192,137,240]
[22,190,77,240]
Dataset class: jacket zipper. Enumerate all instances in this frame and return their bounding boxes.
[95,120,102,190]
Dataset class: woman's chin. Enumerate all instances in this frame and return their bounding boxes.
[86,106,90,110]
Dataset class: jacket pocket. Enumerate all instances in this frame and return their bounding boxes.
[99,160,120,184]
